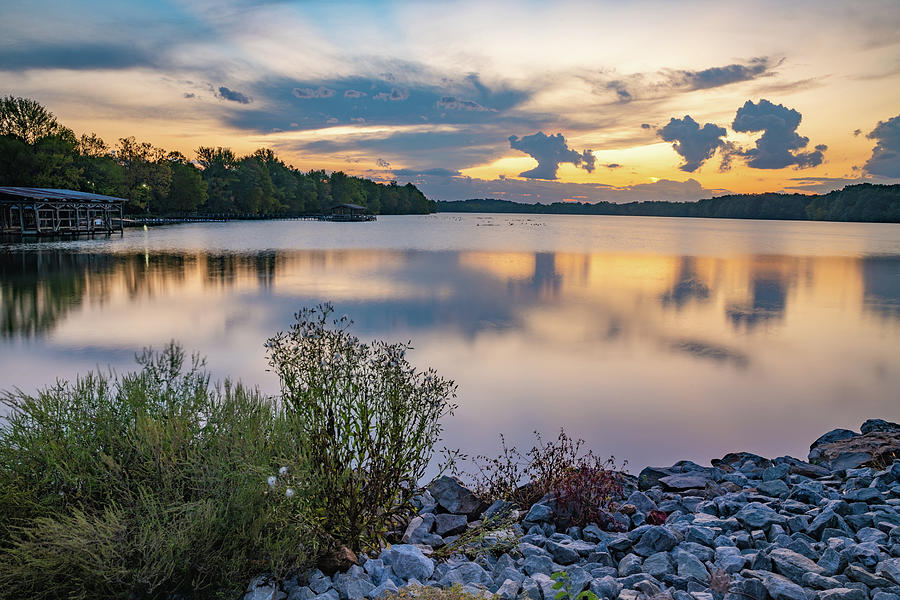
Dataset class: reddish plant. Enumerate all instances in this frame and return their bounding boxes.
[552,459,625,529]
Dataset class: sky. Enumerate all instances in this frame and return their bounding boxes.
[1,0,899,203]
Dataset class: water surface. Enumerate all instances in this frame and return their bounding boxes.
[2,214,899,470]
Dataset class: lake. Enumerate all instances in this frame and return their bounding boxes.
[1,214,899,471]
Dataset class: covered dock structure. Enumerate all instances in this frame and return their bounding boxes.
[326,203,376,222]
[0,187,125,237]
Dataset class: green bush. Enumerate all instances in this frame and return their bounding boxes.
[0,343,314,599]
[265,303,457,553]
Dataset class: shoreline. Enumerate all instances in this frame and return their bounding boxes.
[246,418,900,600]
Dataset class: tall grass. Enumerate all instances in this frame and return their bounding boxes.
[0,343,314,599]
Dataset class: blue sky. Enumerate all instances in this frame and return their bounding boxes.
[1,0,899,202]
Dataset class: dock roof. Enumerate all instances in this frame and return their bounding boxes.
[0,187,127,204]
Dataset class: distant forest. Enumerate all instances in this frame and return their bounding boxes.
[0,96,436,216]
[438,184,900,223]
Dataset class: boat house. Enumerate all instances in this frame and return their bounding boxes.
[0,187,126,237]
[327,203,376,222]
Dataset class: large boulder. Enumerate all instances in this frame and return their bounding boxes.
[387,545,434,581]
[427,476,483,516]
[808,428,900,470]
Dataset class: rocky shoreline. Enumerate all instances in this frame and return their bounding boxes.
[245,418,900,600]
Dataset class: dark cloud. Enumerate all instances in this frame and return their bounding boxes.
[641,123,652,129]
[508,132,595,180]
[437,96,492,112]
[606,81,632,103]
[864,114,900,178]
[344,89,367,98]
[604,163,622,169]
[376,158,391,168]
[374,88,409,101]
[854,129,862,136]
[658,115,728,172]
[668,57,771,90]
[217,86,252,104]
[0,42,153,71]
[415,174,726,203]
[183,92,196,99]
[392,168,461,178]
[731,99,824,169]
[293,86,335,99]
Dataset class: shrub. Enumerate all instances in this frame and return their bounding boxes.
[265,303,457,553]
[466,429,625,528]
[0,344,313,599]
[379,584,488,600]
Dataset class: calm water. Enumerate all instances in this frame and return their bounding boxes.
[2,214,899,470]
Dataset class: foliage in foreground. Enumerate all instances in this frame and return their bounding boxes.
[379,584,490,600]
[0,344,313,599]
[266,303,457,553]
[465,430,625,528]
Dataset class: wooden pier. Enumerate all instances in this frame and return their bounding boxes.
[0,187,125,238]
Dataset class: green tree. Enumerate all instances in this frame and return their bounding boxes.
[117,137,171,214]
[0,96,70,144]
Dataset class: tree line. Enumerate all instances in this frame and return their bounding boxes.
[0,96,436,216]
[438,184,900,223]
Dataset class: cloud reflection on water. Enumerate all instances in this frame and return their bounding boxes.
[1,245,899,469]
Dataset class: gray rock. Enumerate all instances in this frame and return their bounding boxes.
[370,580,399,599]
[873,593,900,600]
[428,476,482,516]
[810,429,859,452]
[676,550,709,583]
[625,491,658,514]
[687,526,717,546]
[735,502,787,529]
[715,546,746,574]
[484,500,516,522]
[522,555,554,576]
[388,544,434,581]
[659,474,711,491]
[440,562,493,587]
[531,573,556,600]
[633,526,679,557]
[287,587,315,600]
[589,576,622,600]
[817,589,867,600]
[434,513,468,537]
[861,419,900,434]
[618,553,643,577]
[757,479,790,498]
[402,514,435,544]
[312,592,339,600]
[878,557,900,584]
[525,502,554,524]
[859,527,889,544]
[845,541,882,569]
[642,551,674,578]
[364,559,386,582]
[244,578,287,600]
[751,571,808,600]
[808,509,850,540]
[545,540,579,565]
[335,575,375,600]
[496,578,521,600]
[769,547,826,584]
[494,567,525,589]
[801,572,843,590]
[828,453,875,472]
[845,564,893,587]
[520,577,541,600]
[308,574,333,595]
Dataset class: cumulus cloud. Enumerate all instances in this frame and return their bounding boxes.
[731,99,824,169]
[863,114,900,178]
[508,132,595,180]
[293,86,336,99]
[217,86,251,104]
[658,115,728,172]
[344,89,367,98]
